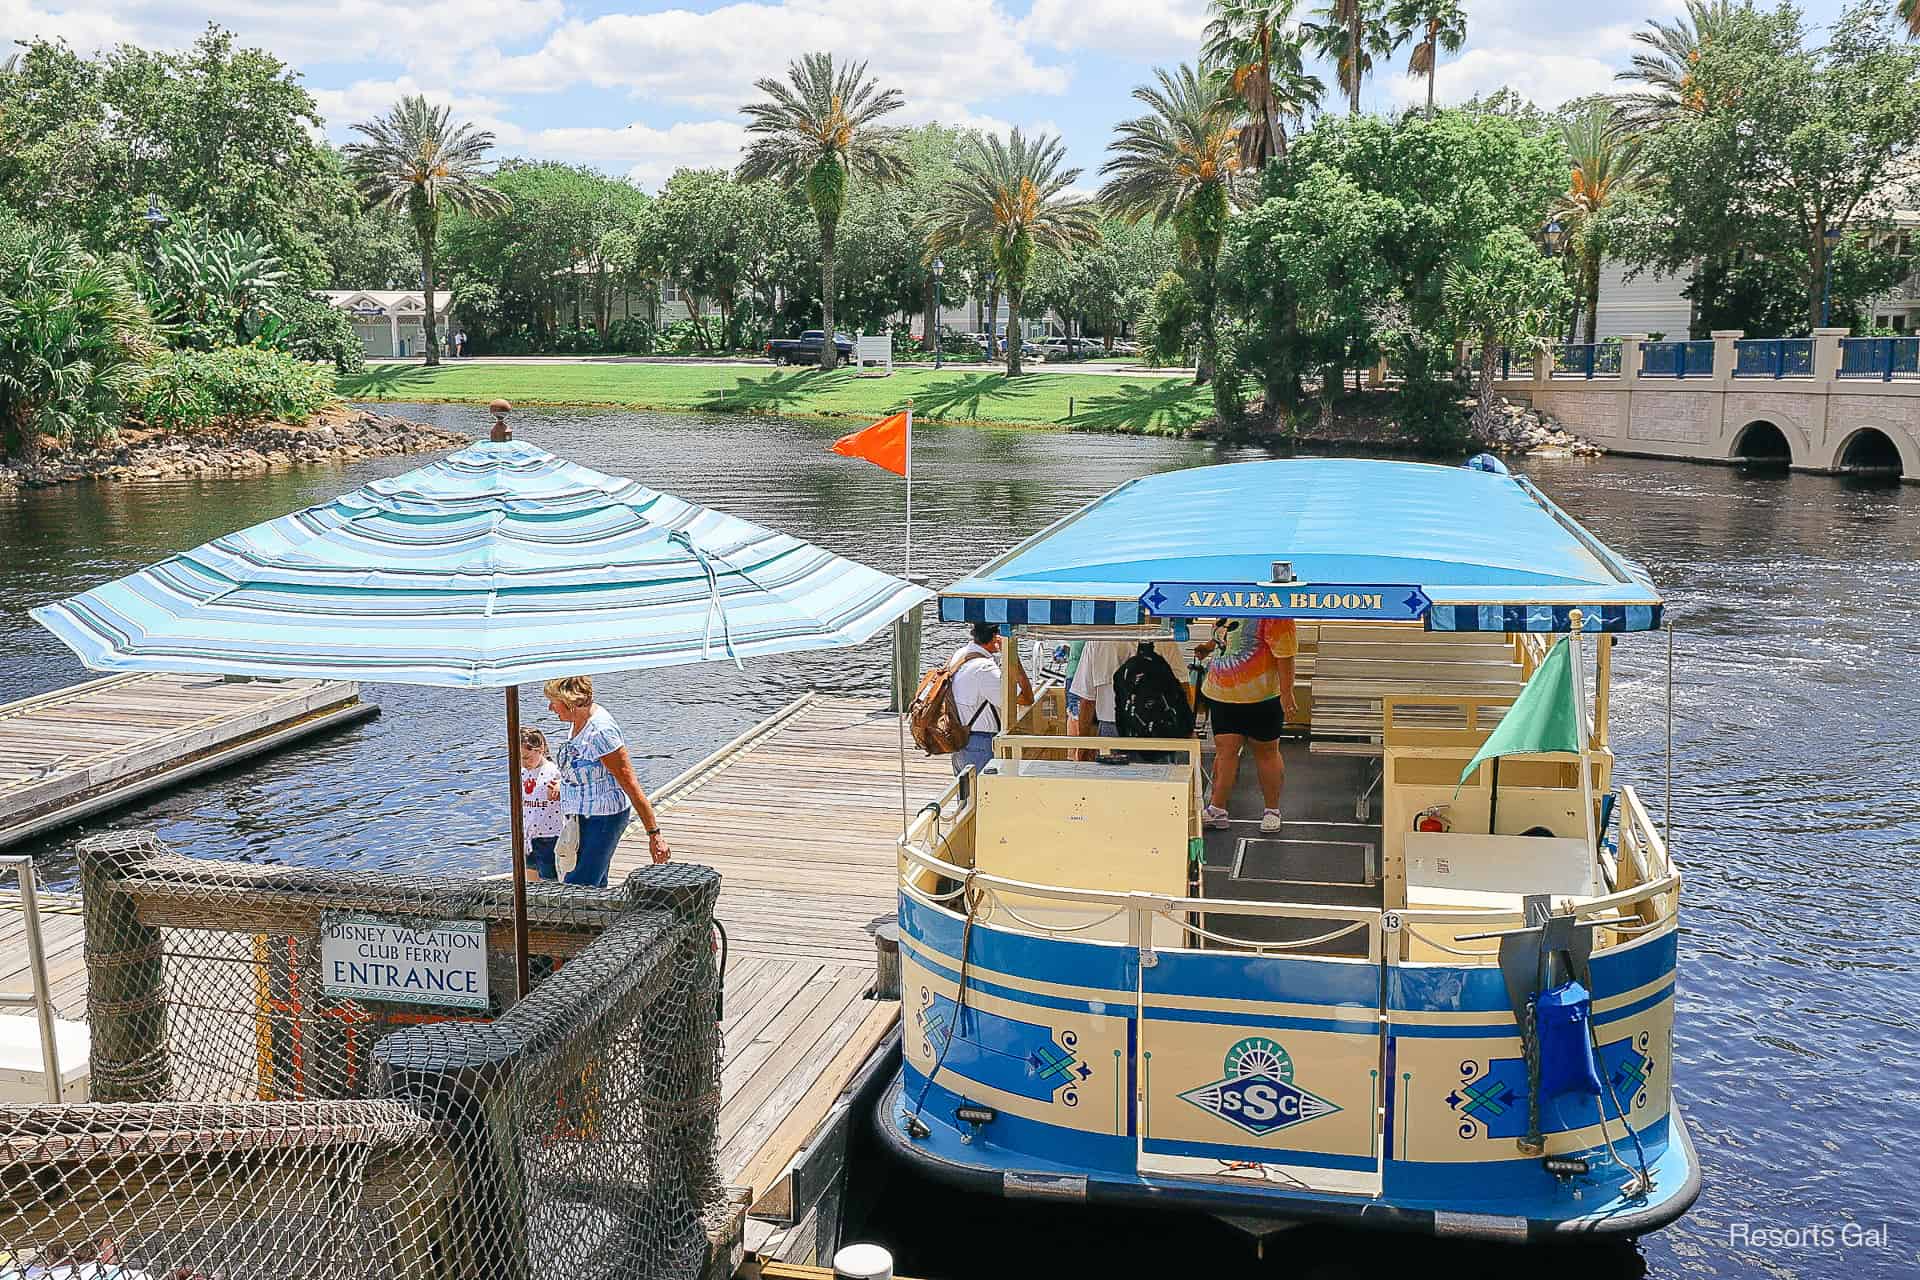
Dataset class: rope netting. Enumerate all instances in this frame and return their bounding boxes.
[1,831,723,1279]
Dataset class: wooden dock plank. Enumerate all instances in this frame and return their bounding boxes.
[609,694,947,1194]
[0,673,375,849]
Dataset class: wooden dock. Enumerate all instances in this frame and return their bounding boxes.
[1,691,943,1268]
[610,693,948,1235]
[0,672,377,850]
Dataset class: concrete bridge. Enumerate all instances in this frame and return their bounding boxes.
[1493,328,1917,482]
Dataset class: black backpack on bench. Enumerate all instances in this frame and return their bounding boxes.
[1113,643,1195,740]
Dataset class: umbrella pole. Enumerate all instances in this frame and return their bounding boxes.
[506,686,531,998]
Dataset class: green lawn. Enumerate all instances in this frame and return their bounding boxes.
[337,361,1216,435]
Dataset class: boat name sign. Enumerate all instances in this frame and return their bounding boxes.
[1142,581,1432,621]
[320,913,490,1010]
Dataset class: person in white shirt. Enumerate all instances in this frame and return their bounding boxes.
[519,727,566,880]
[948,622,1032,775]
[1071,638,1186,758]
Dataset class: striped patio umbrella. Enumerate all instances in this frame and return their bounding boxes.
[32,437,928,685]
[33,417,930,992]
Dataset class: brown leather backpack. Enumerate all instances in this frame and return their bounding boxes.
[906,656,993,755]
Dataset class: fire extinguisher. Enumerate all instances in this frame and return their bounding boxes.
[1414,805,1452,833]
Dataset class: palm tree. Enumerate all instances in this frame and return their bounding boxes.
[1201,0,1324,169]
[1101,64,1245,411]
[344,96,508,367]
[1904,0,1919,37]
[1305,0,1394,115]
[738,53,909,372]
[1613,1,1746,135]
[1553,103,1642,345]
[923,130,1098,377]
[1388,0,1467,117]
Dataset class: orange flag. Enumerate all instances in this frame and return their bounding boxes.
[830,410,909,476]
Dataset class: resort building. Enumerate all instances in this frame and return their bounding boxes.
[322,290,455,359]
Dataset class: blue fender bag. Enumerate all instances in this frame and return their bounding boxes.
[1535,980,1602,1098]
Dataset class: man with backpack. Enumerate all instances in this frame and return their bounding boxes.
[912,622,1032,775]
[1071,638,1191,760]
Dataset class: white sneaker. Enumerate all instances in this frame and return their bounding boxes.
[1260,809,1284,833]
[1203,805,1232,830]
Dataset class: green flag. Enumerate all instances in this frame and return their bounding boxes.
[1457,637,1582,791]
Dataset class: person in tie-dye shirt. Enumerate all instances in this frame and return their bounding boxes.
[1195,617,1297,832]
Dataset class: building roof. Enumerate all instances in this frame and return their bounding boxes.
[322,290,453,315]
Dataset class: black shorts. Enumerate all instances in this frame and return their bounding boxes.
[1207,695,1285,742]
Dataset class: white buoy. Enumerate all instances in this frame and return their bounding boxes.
[832,1242,895,1280]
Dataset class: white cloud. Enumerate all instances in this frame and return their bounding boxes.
[527,120,752,189]
[1382,48,1624,112]
[472,0,1068,112]
[1023,0,1207,60]
[311,79,512,141]
[0,0,135,51]
[2,0,563,81]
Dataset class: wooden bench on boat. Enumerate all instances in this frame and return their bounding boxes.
[1307,625,1522,755]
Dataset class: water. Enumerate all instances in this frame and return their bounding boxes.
[1,405,1914,1278]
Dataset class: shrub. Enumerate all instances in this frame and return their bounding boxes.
[604,317,656,354]
[137,346,336,431]
[1393,372,1470,448]
[260,292,365,374]
[0,215,161,459]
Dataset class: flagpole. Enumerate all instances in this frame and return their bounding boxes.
[904,398,913,577]
[1568,610,1598,853]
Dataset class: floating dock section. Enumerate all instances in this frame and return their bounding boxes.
[0,673,376,849]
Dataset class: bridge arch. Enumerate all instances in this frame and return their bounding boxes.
[1729,420,1795,468]
[1827,426,1912,479]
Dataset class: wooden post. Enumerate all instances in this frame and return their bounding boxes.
[888,576,927,712]
[76,831,173,1101]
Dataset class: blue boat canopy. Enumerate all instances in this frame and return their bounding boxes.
[939,458,1662,633]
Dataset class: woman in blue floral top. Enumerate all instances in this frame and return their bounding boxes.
[543,675,670,886]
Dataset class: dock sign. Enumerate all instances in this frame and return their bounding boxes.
[1141,581,1431,621]
[320,914,490,1010]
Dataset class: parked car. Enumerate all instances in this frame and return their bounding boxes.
[765,330,856,365]
[1108,339,1141,356]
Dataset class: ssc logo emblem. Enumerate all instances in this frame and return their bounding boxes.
[1178,1036,1341,1137]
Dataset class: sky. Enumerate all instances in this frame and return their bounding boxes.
[0,0,1865,191]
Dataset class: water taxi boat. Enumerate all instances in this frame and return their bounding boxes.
[877,456,1699,1241]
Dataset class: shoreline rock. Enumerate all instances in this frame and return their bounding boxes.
[0,407,470,492]
[1477,398,1605,458]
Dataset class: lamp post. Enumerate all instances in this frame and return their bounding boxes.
[140,196,170,278]
[931,256,945,371]
[1538,217,1572,342]
[1821,225,1842,328]
[983,268,998,359]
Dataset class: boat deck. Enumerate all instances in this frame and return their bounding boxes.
[1194,737,1383,953]
[0,672,375,850]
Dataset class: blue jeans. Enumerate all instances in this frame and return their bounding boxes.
[951,731,995,776]
[566,809,631,888]
[526,836,559,882]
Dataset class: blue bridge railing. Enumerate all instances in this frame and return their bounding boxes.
[1732,338,1813,379]
[1640,340,1715,379]
[1550,343,1622,379]
[1838,336,1920,380]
